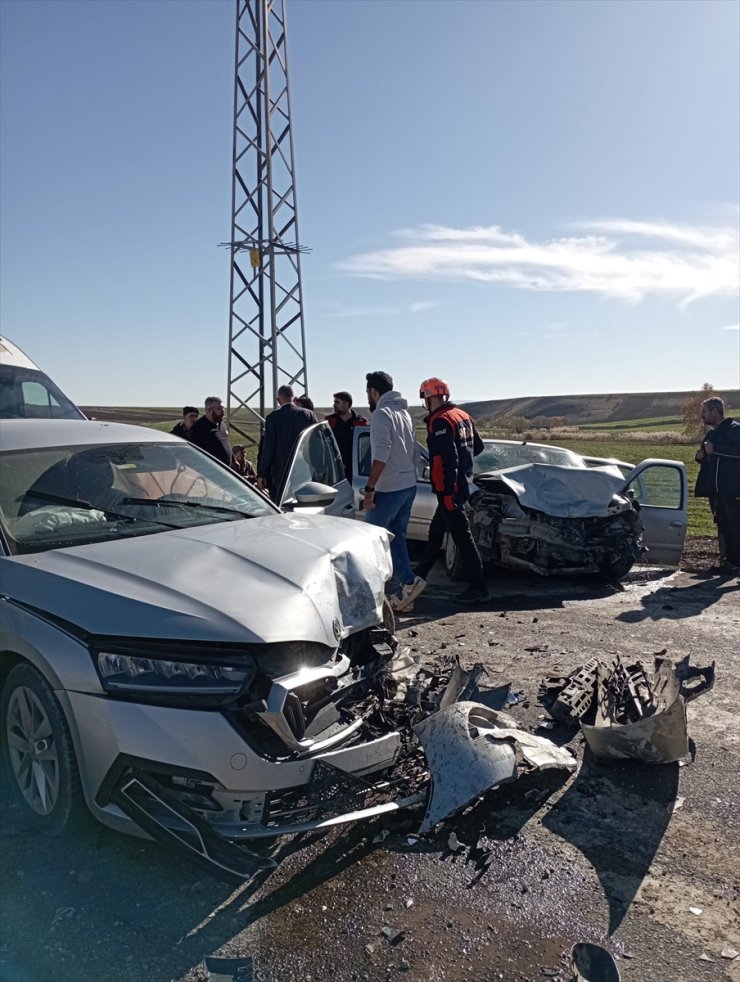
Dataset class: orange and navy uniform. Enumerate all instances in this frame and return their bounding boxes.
[425,402,484,510]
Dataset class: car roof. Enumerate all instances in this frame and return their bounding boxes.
[482,438,577,453]
[0,419,179,452]
[0,336,40,371]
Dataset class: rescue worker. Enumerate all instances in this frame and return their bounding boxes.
[415,377,488,604]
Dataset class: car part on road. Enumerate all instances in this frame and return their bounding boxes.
[540,654,715,763]
[414,702,577,832]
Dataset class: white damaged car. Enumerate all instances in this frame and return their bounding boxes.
[0,420,416,878]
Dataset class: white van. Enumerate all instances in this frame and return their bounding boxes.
[0,337,85,419]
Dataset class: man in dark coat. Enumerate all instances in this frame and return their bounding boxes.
[695,397,740,571]
[257,385,316,501]
[189,397,232,466]
[170,406,199,441]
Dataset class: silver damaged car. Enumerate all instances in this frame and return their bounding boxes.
[0,421,413,878]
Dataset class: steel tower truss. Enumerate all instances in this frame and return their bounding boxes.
[226,0,308,441]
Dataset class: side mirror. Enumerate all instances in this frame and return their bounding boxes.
[293,481,338,506]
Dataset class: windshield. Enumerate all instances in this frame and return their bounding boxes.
[474,441,584,473]
[0,441,275,555]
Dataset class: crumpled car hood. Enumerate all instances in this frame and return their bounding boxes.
[3,513,392,646]
[476,462,627,518]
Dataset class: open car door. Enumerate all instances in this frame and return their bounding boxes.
[279,422,355,518]
[622,459,688,567]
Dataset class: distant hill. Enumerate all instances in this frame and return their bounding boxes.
[81,388,739,432]
[459,389,740,427]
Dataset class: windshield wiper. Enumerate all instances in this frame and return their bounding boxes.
[120,497,256,520]
[24,490,179,529]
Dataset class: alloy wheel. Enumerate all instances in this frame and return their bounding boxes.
[5,684,60,816]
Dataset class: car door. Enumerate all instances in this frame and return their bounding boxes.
[621,459,688,566]
[279,422,355,518]
[351,427,436,540]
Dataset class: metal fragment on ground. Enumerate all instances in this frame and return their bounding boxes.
[414,702,577,832]
[381,925,405,945]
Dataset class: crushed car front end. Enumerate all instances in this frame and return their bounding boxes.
[469,463,643,578]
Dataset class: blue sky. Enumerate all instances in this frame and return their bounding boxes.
[1,0,738,410]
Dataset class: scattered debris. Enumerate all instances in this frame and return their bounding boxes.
[204,956,253,982]
[721,947,739,959]
[689,906,703,915]
[673,796,685,812]
[540,654,715,763]
[699,953,713,962]
[372,829,390,843]
[405,898,414,909]
[570,942,621,981]
[447,831,464,852]
[414,702,576,832]
[380,925,405,945]
[50,907,76,928]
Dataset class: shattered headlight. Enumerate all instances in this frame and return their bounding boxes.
[95,650,256,707]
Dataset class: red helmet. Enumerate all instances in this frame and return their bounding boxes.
[419,377,450,400]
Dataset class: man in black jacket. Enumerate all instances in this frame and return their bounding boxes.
[325,391,367,481]
[170,406,199,441]
[189,397,232,465]
[257,385,316,500]
[695,397,740,571]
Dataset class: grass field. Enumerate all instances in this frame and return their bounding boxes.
[582,415,684,431]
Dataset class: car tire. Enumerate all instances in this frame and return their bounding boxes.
[600,555,635,580]
[444,535,466,581]
[1,663,84,834]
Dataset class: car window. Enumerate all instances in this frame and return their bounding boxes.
[283,425,345,500]
[357,431,372,479]
[0,366,84,419]
[625,465,683,509]
[0,441,275,555]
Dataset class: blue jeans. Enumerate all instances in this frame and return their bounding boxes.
[365,484,417,588]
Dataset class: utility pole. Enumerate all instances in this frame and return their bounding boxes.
[225,0,308,443]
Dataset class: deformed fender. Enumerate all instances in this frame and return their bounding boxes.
[414,701,577,832]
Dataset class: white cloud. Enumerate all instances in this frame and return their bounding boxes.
[324,300,440,318]
[721,323,740,331]
[336,219,739,305]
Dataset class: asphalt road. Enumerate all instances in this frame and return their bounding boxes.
[1,563,739,982]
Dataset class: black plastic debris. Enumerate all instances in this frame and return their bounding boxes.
[570,942,620,981]
[381,925,405,945]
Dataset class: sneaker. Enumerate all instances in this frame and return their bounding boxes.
[452,584,489,605]
[391,576,426,612]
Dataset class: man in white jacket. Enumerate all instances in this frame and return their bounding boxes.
[363,371,426,613]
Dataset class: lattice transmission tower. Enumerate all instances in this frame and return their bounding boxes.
[225,0,308,442]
